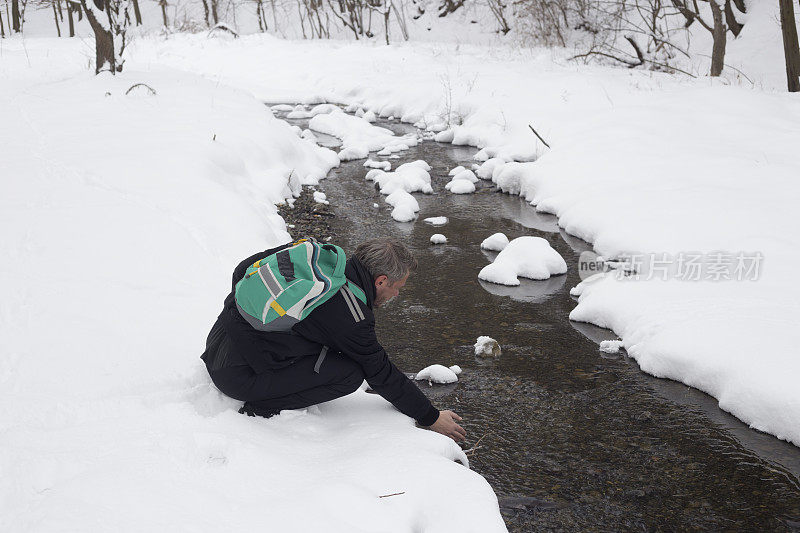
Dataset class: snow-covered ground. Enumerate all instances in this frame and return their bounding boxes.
[2,7,800,527]
[121,30,800,447]
[0,40,505,531]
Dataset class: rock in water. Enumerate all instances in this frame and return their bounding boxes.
[474,336,501,358]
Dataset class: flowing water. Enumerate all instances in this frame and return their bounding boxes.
[273,107,800,531]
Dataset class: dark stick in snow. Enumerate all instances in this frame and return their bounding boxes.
[125,83,157,95]
[528,124,551,149]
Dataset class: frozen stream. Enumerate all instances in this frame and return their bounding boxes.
[273,107,800,531]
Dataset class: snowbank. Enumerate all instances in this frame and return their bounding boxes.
[0,40,506,532]
[479,237,567,285]
[430,234,448,244]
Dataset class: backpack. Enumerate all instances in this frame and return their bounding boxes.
[234,238,366,332]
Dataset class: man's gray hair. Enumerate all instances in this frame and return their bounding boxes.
[354,238,418,283]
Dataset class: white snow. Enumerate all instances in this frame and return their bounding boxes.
[313,191,329,204]
[5,13,800,524]
[430,234,448,244]
[0,42,507,533]
[366,161,434,195]
[424,216,449,226]
[385,190,420,222]
[477,158,506,180]
[481,233,510,252]
[122,35,800,444]
[599,340,625,353]
[301,129,318,143]
[449,365,463,375]
[364,159,391,170]
[435,130,455,143]
[474,336,501,358]
[286,104,312,118]
[445,179,476,194]
[479,237,567,285]
[308,109,417,162]
[451,169,480,183]
[415,364,459,384]
[448,165,466,176]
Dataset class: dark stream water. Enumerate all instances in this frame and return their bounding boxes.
[273,107,800,531]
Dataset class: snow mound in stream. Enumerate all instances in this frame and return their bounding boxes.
[424,216,448,226]
[481,232,510,252]
[308,109,417,162]
[415,364,459,384]
[445,178,476,194]
[479,236,567,285]
[430,234,447,244]
[385,190,420,222]
[451,169,479,183]
[366,160,433,195]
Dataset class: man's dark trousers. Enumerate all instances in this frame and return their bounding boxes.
[202,322,366,416]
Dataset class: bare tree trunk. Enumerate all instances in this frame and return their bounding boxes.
[383,4,389,44]
[56,0,63,21]
[52,1,61,35]
[0,7,5,37]
[131,0,141,24]
[256,0,264,30]
[723,0,742,36]
[708,0,726,76]
[201,0,210,26]
[159,0,167,26]
[780,0,800,91]
[81,0,115,73]
[67,1,74,35]
[211,0,218,24]
[12,0,20,32]
[392,0,408,40]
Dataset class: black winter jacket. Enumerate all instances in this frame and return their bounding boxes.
[213,244,440,427]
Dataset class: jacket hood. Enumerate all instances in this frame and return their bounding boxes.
[345,256,376,309]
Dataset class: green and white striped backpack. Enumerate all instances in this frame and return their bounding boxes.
[235,238,366,331]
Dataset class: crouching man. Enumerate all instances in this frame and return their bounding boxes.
[201,237,466,442]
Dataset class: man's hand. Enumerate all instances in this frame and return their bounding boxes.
[429,410,466,442]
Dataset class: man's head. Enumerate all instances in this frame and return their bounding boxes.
[354,238,417,307]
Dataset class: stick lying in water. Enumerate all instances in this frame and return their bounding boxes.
[463,433,490,457]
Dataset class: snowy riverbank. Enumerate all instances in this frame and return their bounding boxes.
[0,41,505,531]
[125,32,800,447]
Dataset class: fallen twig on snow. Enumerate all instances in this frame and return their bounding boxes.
[125,83,157,96]
[528,124,551,149]
[378,491,406,498]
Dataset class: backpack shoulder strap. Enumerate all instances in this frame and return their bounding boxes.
[345,280,367,305]
[339,282,367,323]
